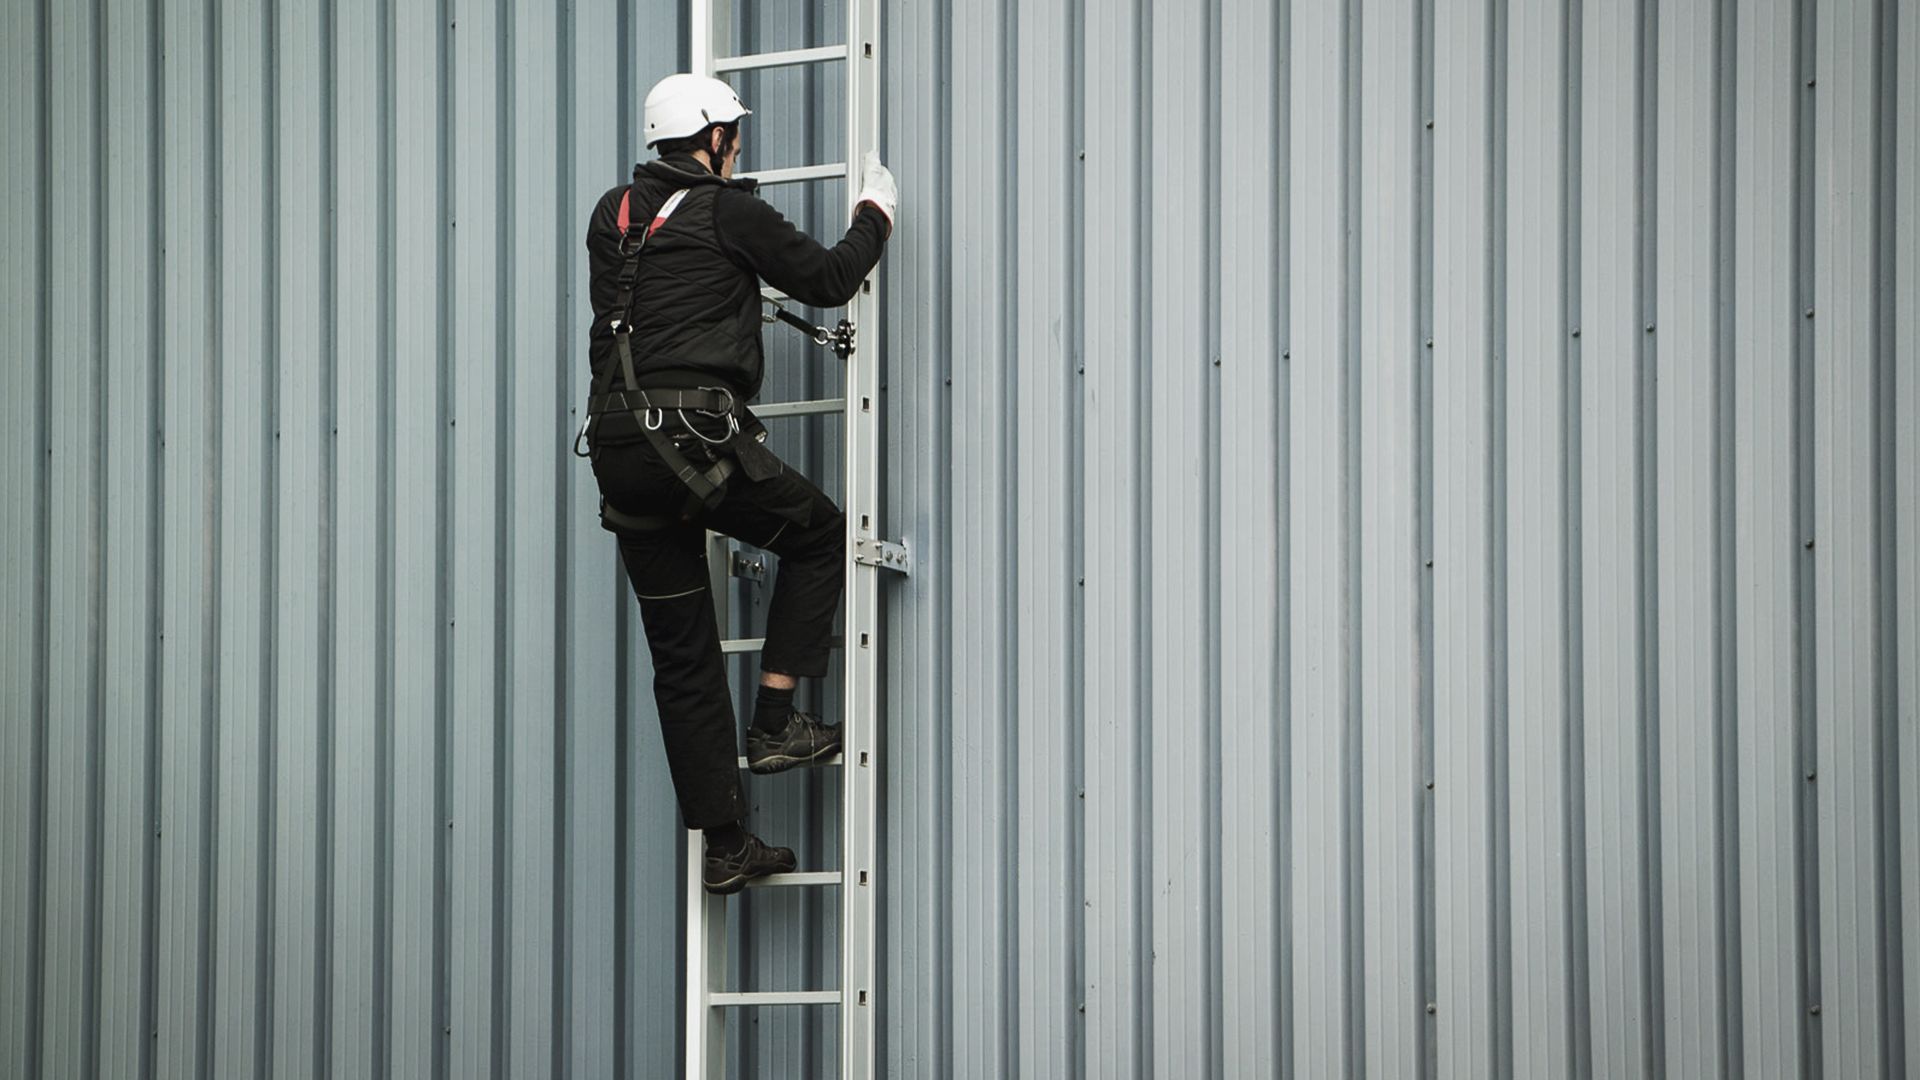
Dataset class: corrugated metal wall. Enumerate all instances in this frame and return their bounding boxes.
[874,0,1917,1076]
[3,0,1915,1079]
[1,0,700,1074]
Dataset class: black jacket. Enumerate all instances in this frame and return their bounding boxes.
[585,153,889,425]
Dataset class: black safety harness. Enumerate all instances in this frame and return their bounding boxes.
[579,183,853,535]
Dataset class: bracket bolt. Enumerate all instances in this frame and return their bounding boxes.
[1804,307,1815,318]
[1426,1002,1437,1015]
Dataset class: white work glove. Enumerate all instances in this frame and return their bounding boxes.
[853,150,897,230]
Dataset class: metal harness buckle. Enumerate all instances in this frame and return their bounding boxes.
[680,385,739,445]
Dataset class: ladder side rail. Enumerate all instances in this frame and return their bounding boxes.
[687,0,727,88]
[684,829,729,1078]
[838,0,882,1074]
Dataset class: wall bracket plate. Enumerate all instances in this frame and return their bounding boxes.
[851,537,910,576]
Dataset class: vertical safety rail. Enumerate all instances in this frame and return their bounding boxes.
[679,0,892,1077]
[836,0,883,1075]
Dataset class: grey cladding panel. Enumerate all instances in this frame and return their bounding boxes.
[1,1,1912,1079]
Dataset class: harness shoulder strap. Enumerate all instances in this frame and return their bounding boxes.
[618,184,695,246]
[579,184,707,459]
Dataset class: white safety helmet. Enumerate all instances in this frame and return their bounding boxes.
[643,73,752,148]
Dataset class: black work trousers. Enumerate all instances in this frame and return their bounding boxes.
[591,431,845,829]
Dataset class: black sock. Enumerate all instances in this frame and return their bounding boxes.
[752,684,796,732]
[704,822,745,855]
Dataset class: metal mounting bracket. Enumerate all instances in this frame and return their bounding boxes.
[728,550,767,583]
[852,537,911,576]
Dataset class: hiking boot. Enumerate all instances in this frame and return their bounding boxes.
[743,710,843,774]
[703,831,797,895]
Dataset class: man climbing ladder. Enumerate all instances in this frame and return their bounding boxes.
[577,71,897,893]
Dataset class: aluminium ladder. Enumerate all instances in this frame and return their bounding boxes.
[682,0,900,1076]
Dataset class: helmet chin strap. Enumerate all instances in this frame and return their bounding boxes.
[707,126,737,177]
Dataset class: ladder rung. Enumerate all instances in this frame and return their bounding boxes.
[721,634,842,654]
[710,991,840,1007]
[737,163,847,186]
[714,44,848,73]
[752,397,845,419]
[746,870,842,888]
[736,753,843,770]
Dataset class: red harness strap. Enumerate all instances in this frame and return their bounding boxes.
[617,187,693,241]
